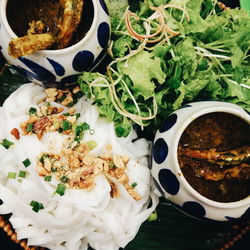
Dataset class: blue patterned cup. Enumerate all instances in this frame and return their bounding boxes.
[0,0,110,87]
[151,101,250,221]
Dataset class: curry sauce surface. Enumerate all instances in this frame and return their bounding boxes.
[7,0,94,49]
[178,112,250,202]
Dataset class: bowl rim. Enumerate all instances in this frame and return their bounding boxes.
[172,102,250,209]
[1,0,100,55]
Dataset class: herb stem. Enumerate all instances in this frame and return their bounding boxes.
[195,47,231,60]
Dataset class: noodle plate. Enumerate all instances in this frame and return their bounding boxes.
[0,83,158,250]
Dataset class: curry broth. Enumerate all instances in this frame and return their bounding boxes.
[178,112,250,202]
[6,0,94,49]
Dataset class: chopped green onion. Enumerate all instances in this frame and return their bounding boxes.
[61,120,71,131]
[73,91,83,101]
[44,102,50,107]
[29,107,37,115]
[148,211,158,222]
[131,182,137,188]
[51,167,57,172]
[57,94,66,103]
[30,200,44,212]
[75,113,81,119]
[56,183,66,196]
[39,156,44,163]
[0,139,14,149]
[74,122,90,141]
[8,172,16,179]
[22,158,31,168]
[39,154,48,163]
[44,176,52,182]
[86,140,97,150]
[18,171,27,178]
[109,161,115,169]
[63,112,80,118]
[26,123,34,132]
[60,176,69,183]
[67,102,75,107]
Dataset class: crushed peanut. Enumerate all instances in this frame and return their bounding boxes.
[68,107,76,115]
[20,86,85,139]
[20,102,82,139]
[43,85,83,107]
[37,142,141,200]
[45,88,58,101]
[72,85,81,94]
[61,94,74,107]
[20,86,141,201]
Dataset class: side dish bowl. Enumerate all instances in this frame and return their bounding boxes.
[0,0,110,87]
[151,101,250,221]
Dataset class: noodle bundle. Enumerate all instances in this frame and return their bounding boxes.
[0,83,158,250]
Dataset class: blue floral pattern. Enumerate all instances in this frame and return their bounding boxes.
[159,114,178,133]
[153,138,168,164]
[18,57,56,83]
[73,50,95,72]
[97,22,110,48]
[158,169,180,195]
[99,0,109,15]
[0,0,110,86]
[182,201,206,218]
[151,101,250,221]
[47,58,65,76]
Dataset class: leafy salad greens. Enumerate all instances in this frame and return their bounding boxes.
[78,0,250,138]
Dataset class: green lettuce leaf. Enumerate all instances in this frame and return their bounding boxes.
[78,0,250,138]
[78,72,132,137]
[123,51,166,99]
[105,0,129,18]
[112,36,134,58]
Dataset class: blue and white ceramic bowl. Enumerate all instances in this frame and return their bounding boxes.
[0,0,110,87]
[151,101,250,221]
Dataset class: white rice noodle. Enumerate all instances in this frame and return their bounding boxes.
[0,83,159,250]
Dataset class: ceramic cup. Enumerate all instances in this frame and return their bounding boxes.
[151,101,250,221]
[0,0,110,87]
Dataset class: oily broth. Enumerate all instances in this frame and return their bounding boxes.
[6,0,94,49]
[178,112,250,203]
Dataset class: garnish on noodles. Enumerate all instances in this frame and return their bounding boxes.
[0,83,158,250]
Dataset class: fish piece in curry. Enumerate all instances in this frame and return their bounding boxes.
[8,0,84,58]
[178,112,250,202]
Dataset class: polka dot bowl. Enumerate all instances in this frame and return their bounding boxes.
[0,0,110,87]
[151,101,250,221]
